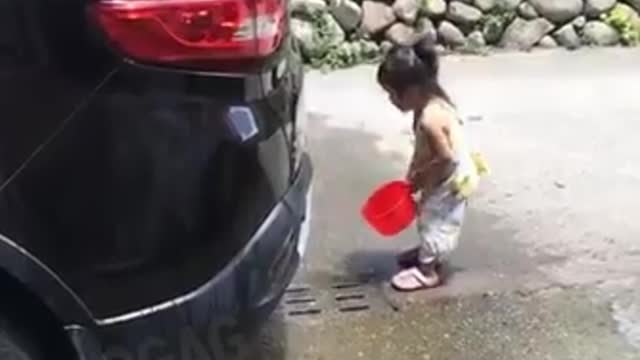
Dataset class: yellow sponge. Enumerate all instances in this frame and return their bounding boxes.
[471,151,490,176]
[452,174,478,199]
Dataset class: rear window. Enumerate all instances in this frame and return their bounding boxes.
[0,1,34,70]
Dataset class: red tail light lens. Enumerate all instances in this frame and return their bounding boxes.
[90,0,286,67]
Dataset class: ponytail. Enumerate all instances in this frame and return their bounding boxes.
[412,38,439,78]
[377,38,452,105]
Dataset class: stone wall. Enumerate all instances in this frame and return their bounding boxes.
[291,0,640,66]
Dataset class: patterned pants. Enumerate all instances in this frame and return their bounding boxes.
[417,184,466,266]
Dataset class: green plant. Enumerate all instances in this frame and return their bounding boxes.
[301,10,380,70]
[479,7,516,45]
[308,40,381,71]
[602,4,640,46]
[419,0,435,14]
[303,11,338,59]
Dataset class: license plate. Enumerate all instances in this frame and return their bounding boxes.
[297,184,312,258]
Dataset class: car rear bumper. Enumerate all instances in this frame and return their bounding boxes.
[68,153,312,360]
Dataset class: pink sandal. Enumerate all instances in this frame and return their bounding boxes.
[391,266,441,292]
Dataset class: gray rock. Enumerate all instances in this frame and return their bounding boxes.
[291,18,316,56]
[474,0,497,12]
[386,23,421,45]
[518,2,539,19]
[572,15,587,29]
[331,0,363,31]
[393,0,420,23]
[538,35,559,47]
[291,0,327,15]
[500,17,555,50]
[416,17,439,45]
[529,0,584,24]
[495,0,521,10]
[553,23,582,49]
[583,20,621,45]
[422,0,447,18]
[362,1,397,35]
[447,1,484,26]
[438,20,467,47]
[467,30,487,47]
[585,0,616,18]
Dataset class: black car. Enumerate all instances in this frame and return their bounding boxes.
[0,0,312,359]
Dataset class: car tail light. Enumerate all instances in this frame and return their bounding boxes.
[89,0,286,68]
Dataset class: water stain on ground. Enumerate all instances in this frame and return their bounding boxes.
[274,287,638,360]
[256,112,638,360]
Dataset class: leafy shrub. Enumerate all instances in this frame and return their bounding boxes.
[309,40,381,71]
[602,4,640,46]
[480,7,516,45]
[302,10,380,70]
[303,11,341,59]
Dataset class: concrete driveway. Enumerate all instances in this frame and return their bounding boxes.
[259,48,640,360]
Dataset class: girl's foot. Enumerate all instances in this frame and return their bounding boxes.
[391,265,441,292]
[397,248,445,270]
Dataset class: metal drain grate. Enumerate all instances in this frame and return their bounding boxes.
[288,308,322,317]
[331,282,362,290]
[285,285,311,294]
[282,285,321,317]
[334,286,370,313]
[285,297,316,305]
[281,278,377,317]
[338,305,370,313]
[335,293,365,301]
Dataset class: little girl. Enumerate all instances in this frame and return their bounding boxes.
[377,40,486,292]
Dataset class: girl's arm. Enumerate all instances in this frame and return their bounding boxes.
[424,122,455,166]
[424,123,456,184]
[409,118,456,190]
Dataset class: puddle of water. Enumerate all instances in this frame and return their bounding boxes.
[612,298,640,350]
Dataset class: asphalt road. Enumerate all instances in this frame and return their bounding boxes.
[259,48,640,360]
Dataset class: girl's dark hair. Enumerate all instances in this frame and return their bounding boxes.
[377,39,451,104]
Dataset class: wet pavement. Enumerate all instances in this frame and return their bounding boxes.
[261,48,640,359]
[269,288,636,360]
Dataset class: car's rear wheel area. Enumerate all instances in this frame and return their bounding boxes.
[0,273,77,360]
[0,302,49,360]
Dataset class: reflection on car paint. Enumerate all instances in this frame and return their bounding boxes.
[103,314,250,360]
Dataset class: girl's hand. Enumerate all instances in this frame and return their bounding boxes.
[406,172,420,194]
[407,167,429,194]
[471,152,490,176]
[450,173,479,200]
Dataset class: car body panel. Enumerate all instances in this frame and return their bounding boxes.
[0,234,93,326]
[0,0,310,357]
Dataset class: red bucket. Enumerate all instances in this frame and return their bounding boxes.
[361,181,416,237]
